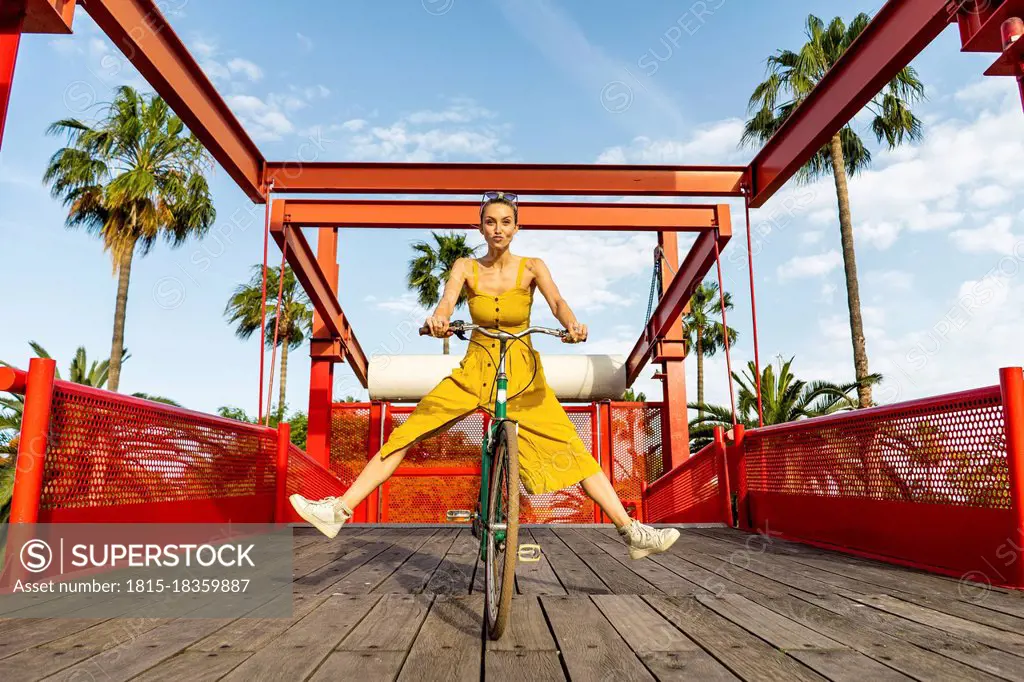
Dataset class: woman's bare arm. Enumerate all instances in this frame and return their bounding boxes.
[425,258,470,337]
[529,258,587,343]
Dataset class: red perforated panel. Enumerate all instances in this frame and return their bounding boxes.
[609,403,663,521]
[41,384,276,518]
[744,386,1009,508]
[644,442,721,524]
[520,407,596,524]
[329,404,371,488]
[286,442,346,503]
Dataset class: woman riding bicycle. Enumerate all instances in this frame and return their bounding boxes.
[290,191,679,560]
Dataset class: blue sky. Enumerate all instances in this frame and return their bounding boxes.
[2,1,1023,418]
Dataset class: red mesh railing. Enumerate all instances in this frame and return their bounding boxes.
[608,402,664,521]
[39,382,277,523]
[740,384,1019,585]
[645,440,723,524]
[285,442,346,509]
[329,403,371,489]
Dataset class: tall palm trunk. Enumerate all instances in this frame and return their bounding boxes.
[108,245,135,392]
[696,332,704,419]
[829,133,872,408]
[443,336,450,355]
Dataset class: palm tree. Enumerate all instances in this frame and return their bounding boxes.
[622,388,647,402]
[44,85,217,392]
[688,356,882,451]
[224,264,313,423]
[741,14,925,408]
[407,232,479,354]
[683,281,738,418]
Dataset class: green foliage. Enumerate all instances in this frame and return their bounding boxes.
[406,232,478,354]
[688,356,882,451]
[216,404,308,450]
[224,264,312,351]
[621,388,647,402]
[740,13,925,180]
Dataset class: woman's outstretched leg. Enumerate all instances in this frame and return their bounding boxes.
[579,470,680,560]
[290,446,409,538]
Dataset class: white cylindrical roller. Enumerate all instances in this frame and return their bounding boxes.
[367,354,627,402]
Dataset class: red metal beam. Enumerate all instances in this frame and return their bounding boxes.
[626,206,732,385]
[0,5,24,148]
[19,0,75,33]
[264,162,747,197]
[279,199,720,231]
[269,203,368,386]
[82,0,265,200]
[747,0,952,208]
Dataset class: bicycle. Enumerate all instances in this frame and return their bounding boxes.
[419,319,570,639]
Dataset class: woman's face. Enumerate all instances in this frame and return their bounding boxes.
[480,202,518,248]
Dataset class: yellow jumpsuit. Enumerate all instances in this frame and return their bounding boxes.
[379,257,602,494]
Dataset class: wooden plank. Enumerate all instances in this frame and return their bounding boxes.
[487,596,557,652]
[695,593,843,651]
[540,595,653,681]
[397,595,482,682]
[515,529,566,596]
[577,528,705,596]
[38,617,236,682]
[219,594,380,681]
[424,529,478,595]
[330,529,438,594]
[374,529,458,594]
[643,595,826,681]
[188,592,329,653]
[647,551,763,598]
[530,528,610,595]
[487,651,565,680]
[290,526,378,579]
[0,619,113,660]
[844,593,1024,658]
[130,651,249,682]
[593,594,737,680]
[309,651,407,681]
[685,529,900,596]
[788,649,913,681]
[554,528,660,595]
[747,591,1006,682]
[805,593,1022,680]
[893,592,1024,636]
[672,534,824,597]
[292,529,397,594]
[339,593,433,652]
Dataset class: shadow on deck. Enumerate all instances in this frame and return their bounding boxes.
[4,525,1024,680]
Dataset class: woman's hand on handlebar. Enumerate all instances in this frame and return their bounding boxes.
[562,322,588,344]
[422,315,452,338]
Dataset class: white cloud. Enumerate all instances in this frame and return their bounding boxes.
[596,119,746,164]
[226,58,263,82]
[341,119,367,132]
[870,270,914,291]
[226,94,295,141]
[800,230,824,246]
[297,32,314,52]
[950,215,1020,254]
[777,250,843,281]
[969,185,1012,209]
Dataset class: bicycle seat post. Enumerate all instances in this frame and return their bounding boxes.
[494,335,508,420]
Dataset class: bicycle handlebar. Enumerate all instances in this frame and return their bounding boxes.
[418,320,573,341]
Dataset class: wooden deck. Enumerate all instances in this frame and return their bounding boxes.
[5,525,1024,680]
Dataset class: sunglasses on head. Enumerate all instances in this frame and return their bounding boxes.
[482,191,518,204]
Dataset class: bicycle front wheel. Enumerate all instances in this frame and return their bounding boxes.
[485,420,519,640]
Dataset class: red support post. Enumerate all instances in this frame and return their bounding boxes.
[714,426,733,527]
[657,231,689,470]
[306,226,339,468]
[274,421,291,524]
[9,357,56,524]
[364,401,385,524]
[1000,366,1024,587]
[728,424,748,530]
[0,4,25,150]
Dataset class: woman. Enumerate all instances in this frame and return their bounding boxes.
[290,191,679,560]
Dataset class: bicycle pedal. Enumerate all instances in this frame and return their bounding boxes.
[518,544,542,562]
[446,509,473,522]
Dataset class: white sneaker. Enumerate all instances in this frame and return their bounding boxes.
[289,494,352,539]
[618,520,680,560]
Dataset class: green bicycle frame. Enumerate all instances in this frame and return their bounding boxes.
[478,336,510,558]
